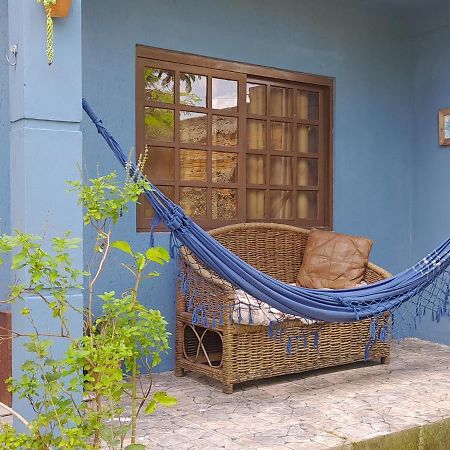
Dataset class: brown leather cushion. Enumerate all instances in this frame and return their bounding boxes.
[297,229,373,289]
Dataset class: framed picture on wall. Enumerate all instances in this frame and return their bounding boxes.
[439,108,450,146]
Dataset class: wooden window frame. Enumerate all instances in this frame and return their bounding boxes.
[136,45,334,231]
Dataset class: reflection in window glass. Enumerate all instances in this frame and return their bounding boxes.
[212,115,238,146]
[180,111,207,145]
[297,91,319,120]
[180,73,207,107]
[297,159,318,186]
[145,107,174,141]
[270,122,292,151]
[270,87,293,117]
[212,78,238,110]
[270,156,293,186]
[212,152,237,183]
[247,190,265,219]
[141,186,174,220]
[246,83,266,115]
[246,155,265,184]
[144,68,174,103]
[145,146,174,180]
[212,189,237,219]
[297,125,319,153]
[247,119,266,150]
[270,190,293,219]
[180,149,207,181]
[180,187,207,217]
[297,191,318,219]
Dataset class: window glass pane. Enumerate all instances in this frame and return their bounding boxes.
[247,119,266,150]
[212,189,237,219]
[145,107,174,141]
[247,190,265,219]
[297,91,319,120]
[297,125,319,153]
[180,187,207,217]
[180,111,207,145]
[180,149,207,182]
[212,78,238,111]
[270,190,293,219]
[246,83,266,115]
[144,68,174,103]
[247,155,265,184]
[270,122,292,151]
[270,87,293,117]
[212,115,238,147]
[297,191,318,219]
[142,186,174,220]
[270,156,293,186]
[145,146,174,181]
[297,159,318,186]
[212,152,237,183]
[180,73,206,107]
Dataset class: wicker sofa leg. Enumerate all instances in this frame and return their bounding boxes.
[222,383,233,394]
[381,356,391,364]
[174,367,185,377]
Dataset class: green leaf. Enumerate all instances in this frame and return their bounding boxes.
[11,252,26,270]
[42,371,62,382]
[125,445,146,450]
[135,253,146,271]
[153,391,177,407]
[146,271,160,278]
[145,247,170,265]
[144,399,157,414]
[111,241,133,256]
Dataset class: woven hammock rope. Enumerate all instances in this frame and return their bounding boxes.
[82,99,450,350]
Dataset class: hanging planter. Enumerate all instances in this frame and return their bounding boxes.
[49,0,72,18]
[37,0,72,65]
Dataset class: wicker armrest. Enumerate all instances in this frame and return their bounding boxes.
[364,262,392,284]
[179,247,236,307]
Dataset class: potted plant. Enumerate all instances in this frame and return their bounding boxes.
[37,0,73,65]
[48,0,72,18]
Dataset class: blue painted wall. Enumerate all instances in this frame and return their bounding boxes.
[82,0,415,370]
[410,6,450,344]
[0,0,10,300]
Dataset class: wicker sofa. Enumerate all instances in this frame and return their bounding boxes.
[175,223,392,394]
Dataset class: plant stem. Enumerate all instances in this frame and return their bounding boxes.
[89,229,110,449]
[130,269,142,444]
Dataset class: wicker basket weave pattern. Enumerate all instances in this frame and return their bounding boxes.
[175,223,392,393]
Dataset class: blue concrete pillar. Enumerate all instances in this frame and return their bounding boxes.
[8,0,83,428]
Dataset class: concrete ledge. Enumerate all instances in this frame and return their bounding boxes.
[347,417,450,450]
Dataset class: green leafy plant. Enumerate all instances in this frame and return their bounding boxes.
[0,158,176,449]
[37,0,57,64]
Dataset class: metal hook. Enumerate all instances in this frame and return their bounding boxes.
[5,44,18,67]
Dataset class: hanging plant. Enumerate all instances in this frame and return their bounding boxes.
[37,0,73,65]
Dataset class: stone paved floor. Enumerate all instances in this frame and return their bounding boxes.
[1,338,450,449]
[133,338,450,449]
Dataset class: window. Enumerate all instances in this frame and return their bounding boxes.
[136,47,333,231]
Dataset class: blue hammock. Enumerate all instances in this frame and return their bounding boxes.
[82,99,450,325]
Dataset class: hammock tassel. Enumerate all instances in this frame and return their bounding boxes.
[268,320,274,338]
[303,333,308,348]
[286,336,292,355]
[313,331,319,351]
[218,304,224,326]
